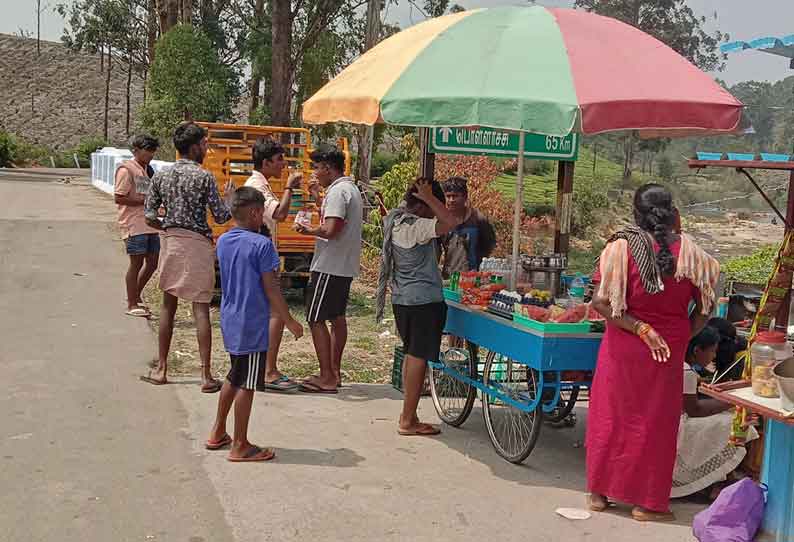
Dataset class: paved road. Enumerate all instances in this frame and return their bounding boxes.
[0,171,701,541]
[0,173,233,542]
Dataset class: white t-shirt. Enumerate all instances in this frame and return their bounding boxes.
[392,217,438,249]
[683,365,698,395]
[310,176,363,277]
[244,171,281,237]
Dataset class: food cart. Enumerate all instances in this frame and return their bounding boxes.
[688,154,794,542]
[302,6,745,463]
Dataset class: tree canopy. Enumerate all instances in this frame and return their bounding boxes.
[140,24,239,138]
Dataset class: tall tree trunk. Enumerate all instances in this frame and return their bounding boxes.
[36,0,41,56]
[105,48,113,141]
[166,0,179,30]
[147,0,158,66]
[249,78,261,121]
[248,0,265,121]
[126,56,133,136]
[156,0,169,34]
[355,0,382,183]
[270,0,293,127]
[622,134,634,183]
[181,0,193,24]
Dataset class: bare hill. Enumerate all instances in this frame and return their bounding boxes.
[0,34,144,150]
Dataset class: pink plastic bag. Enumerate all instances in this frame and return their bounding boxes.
[693,478,765,542]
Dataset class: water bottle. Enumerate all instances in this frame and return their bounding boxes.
[569,274,585,307]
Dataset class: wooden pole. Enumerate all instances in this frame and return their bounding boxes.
[418,128,435,181]
[355,0,381,183]
[554,160,575,255]
[775,167,794,331]
[511,132,525,290]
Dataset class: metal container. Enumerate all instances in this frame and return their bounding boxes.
[773,358,794,412]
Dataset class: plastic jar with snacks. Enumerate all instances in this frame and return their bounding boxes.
[751,331,791,398]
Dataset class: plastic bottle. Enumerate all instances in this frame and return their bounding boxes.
[569,274,586,308]
[751,331,789,398]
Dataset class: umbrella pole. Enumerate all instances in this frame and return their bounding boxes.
[511,131,525,290]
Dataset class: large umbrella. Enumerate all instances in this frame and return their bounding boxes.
[303,6,744,284]
[304,6,742,136]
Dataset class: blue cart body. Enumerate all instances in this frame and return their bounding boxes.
[443,301,602,372]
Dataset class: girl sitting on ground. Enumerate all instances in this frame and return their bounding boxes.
[671,326,758,500]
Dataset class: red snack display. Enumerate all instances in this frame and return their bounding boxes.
[552,303,589,323]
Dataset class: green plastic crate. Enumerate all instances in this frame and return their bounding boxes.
[391,344,405,392]
[443,288,461,302]
[513,312,592,334]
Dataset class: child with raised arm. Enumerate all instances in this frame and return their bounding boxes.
[206,187,304,461]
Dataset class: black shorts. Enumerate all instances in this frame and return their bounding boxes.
[305,272,352,323]
[227,352,266,391]
[393,302,448,362]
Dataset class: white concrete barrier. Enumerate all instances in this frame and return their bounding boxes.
[90,147,174,195]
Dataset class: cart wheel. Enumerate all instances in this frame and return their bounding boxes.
[482,352,542,464]
[429,340,478,427]
[544,385,580,423]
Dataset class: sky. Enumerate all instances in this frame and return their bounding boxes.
[2,0,793,85]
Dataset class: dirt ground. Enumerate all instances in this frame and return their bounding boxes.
[139,212,781,383]
[141,279,400,384]
[685,213,783,261]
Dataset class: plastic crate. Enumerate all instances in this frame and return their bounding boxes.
[391,344,405,392]
[443,288,461,302]
[513,312,592,334]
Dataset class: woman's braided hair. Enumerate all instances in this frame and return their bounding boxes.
[633,183,677,276]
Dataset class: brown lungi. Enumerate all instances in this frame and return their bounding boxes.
[158,228,214,303]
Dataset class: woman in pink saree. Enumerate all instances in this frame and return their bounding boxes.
[586,184,719,521]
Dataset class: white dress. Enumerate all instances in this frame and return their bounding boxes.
[670,366,759,498]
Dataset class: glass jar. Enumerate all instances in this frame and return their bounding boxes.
[751,331,790,398]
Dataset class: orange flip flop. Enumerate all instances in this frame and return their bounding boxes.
[398,423,441,436]
[228,446,276,463]
[205,434,232,450]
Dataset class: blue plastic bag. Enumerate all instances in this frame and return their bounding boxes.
[693,478,765,542]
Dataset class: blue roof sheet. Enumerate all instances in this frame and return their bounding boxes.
[721,34,794,59]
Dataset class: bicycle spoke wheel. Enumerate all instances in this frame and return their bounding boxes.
[430,340,478,427]
[482,353,542,463]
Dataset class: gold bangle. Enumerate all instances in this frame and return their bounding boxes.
[637,323,653,337]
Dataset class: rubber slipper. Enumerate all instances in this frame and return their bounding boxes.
[298,382,338,394]
[205,434,232,450]
[139,374,167,385]
[201,379,223,394]
[264,375,299,392]
[631,509,676,522]
[227,446,276,463]
[126,308,150,317]
[588,495,610,512]
[398,423,441,436]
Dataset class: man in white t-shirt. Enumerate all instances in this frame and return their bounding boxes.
[295,147,362,394]
[243,138,302,392]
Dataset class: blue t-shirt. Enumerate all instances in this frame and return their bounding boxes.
[217,228,280,354]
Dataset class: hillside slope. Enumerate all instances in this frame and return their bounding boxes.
[0,34,143,149]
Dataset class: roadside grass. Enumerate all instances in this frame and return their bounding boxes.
[141,280,399,384]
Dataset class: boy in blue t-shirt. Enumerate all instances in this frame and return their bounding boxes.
[207,186,304,462]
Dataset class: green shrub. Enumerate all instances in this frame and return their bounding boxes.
[0,131,18,167]
[73,136,108,168]
[723,244,778,284]
[527,159,554,176]
[371,152,399,178]
[524,203,555,217]
[572,176,610,236]
[141,25,240,139]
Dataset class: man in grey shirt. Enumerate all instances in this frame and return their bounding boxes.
[295,147,362,393]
